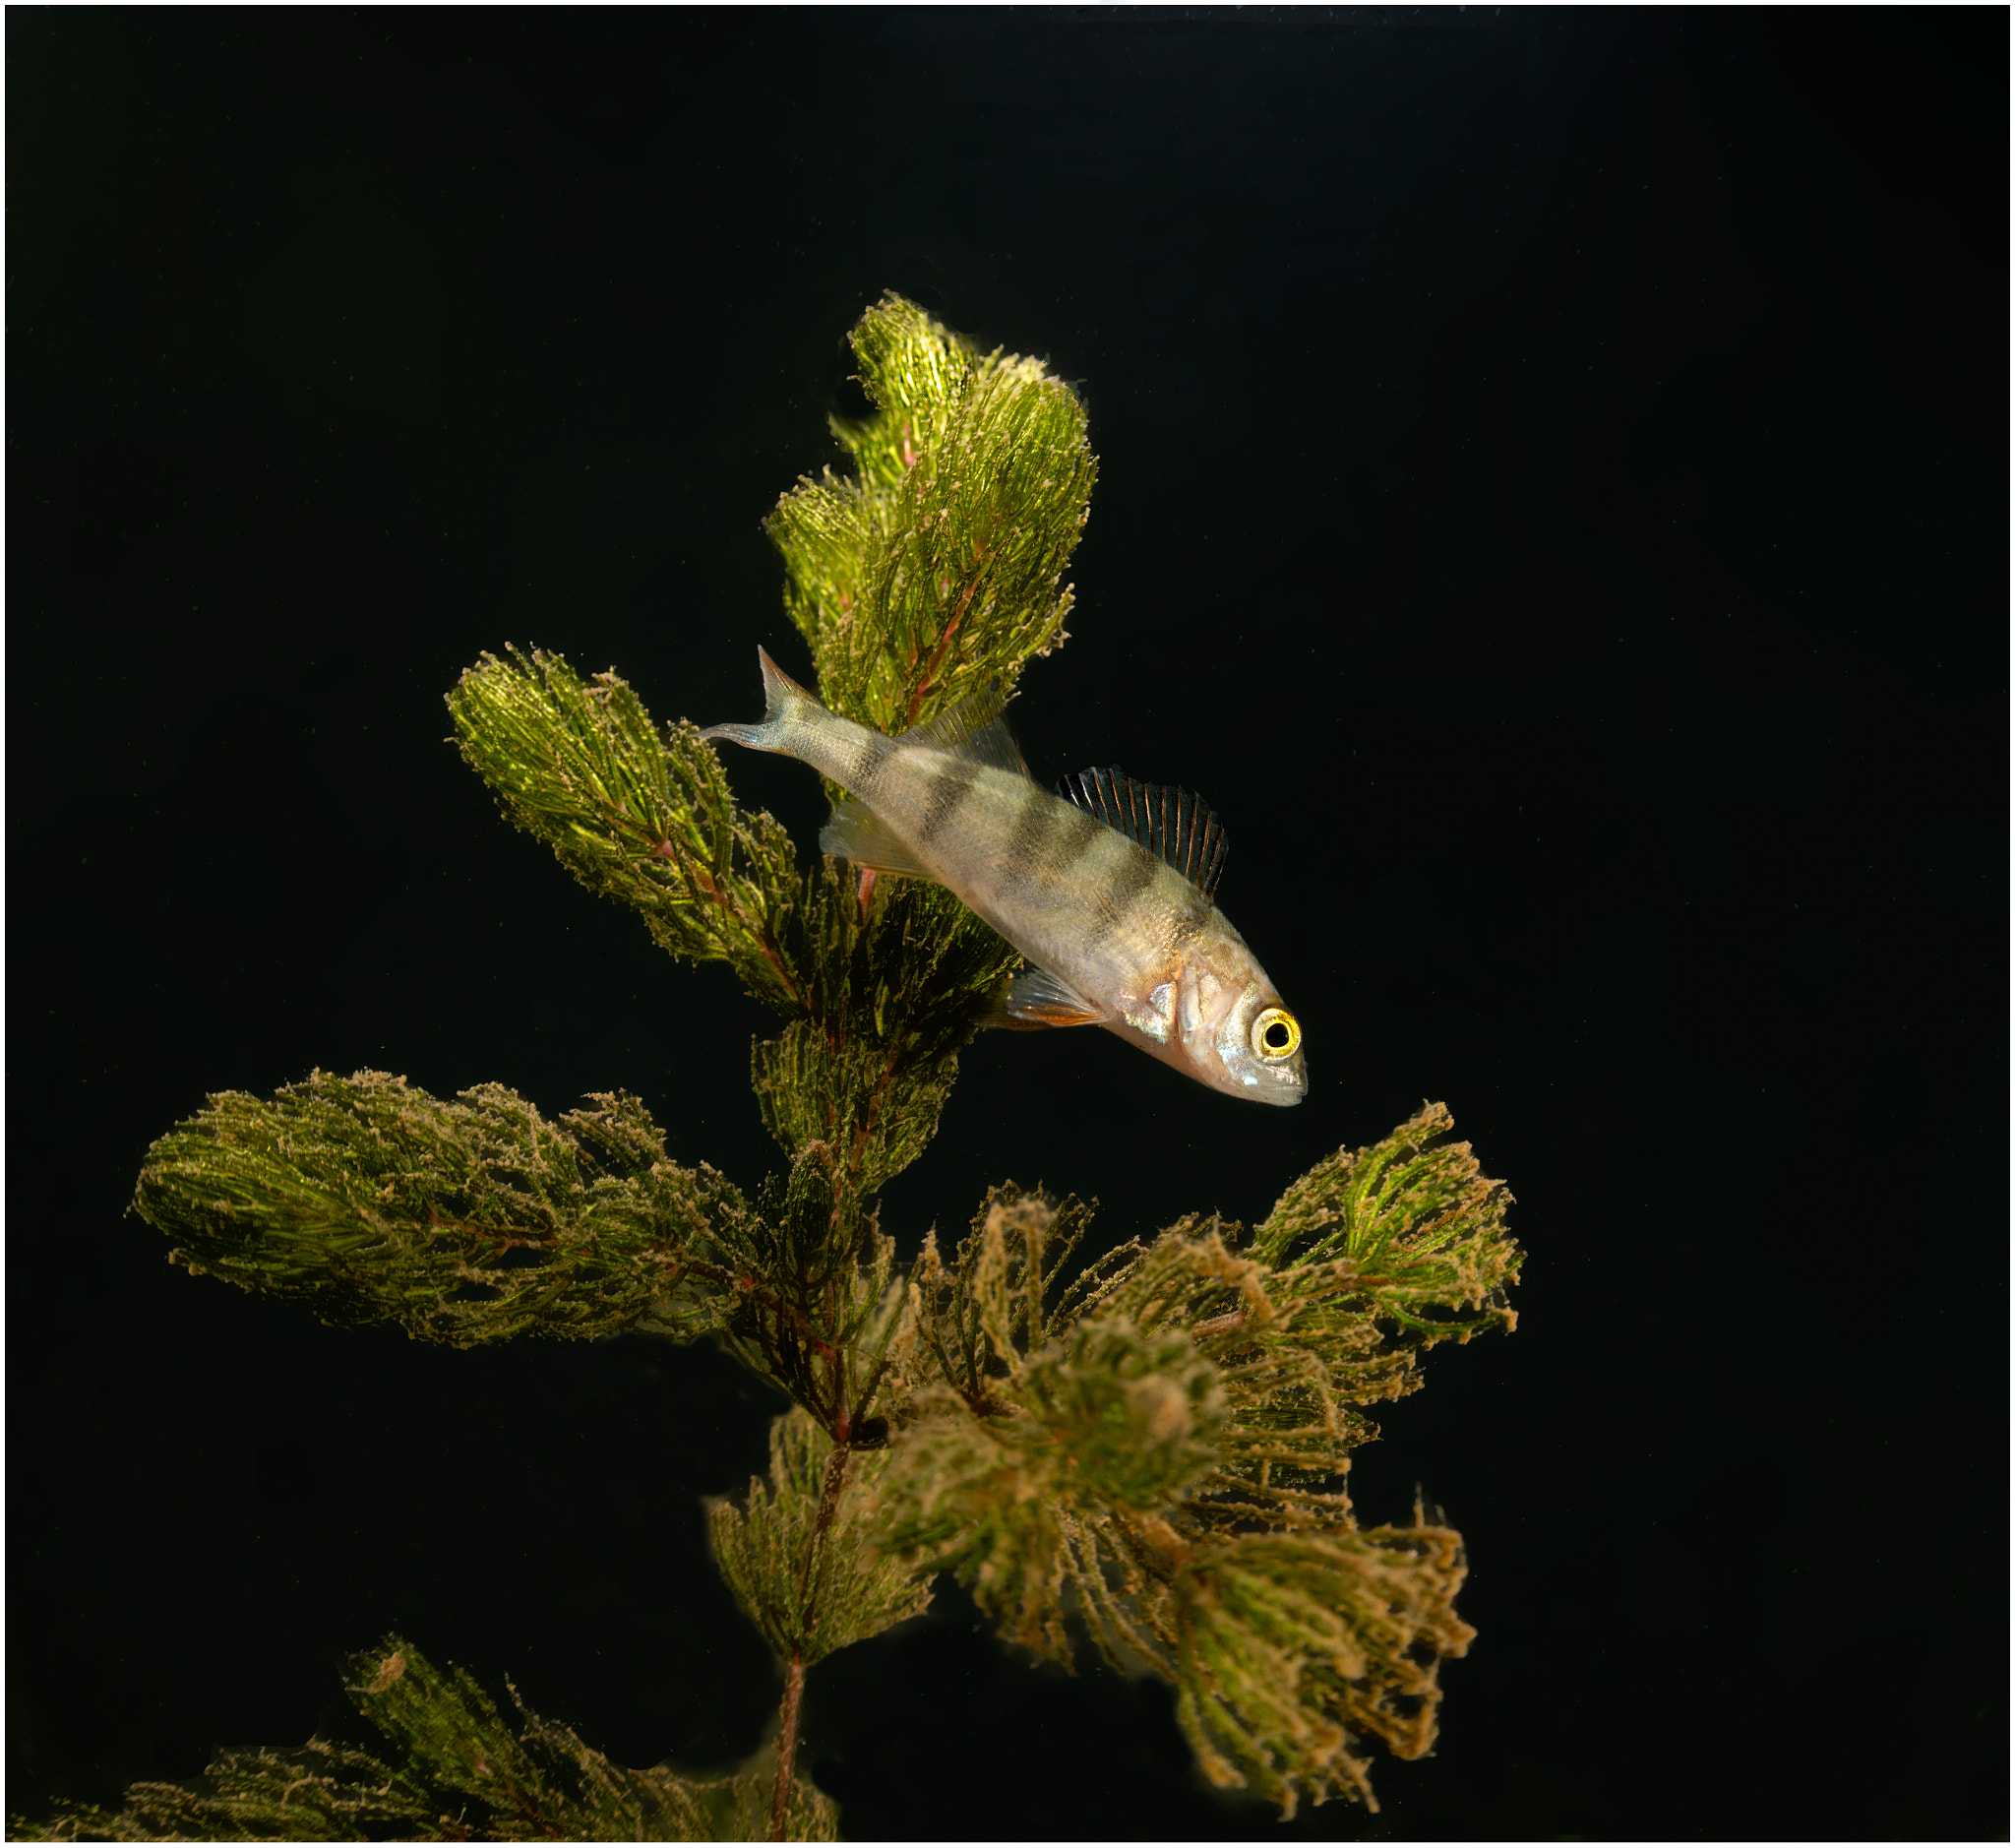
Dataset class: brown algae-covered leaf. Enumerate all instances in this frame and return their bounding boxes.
[1172,1521,1477,1818]
[705,1408,934,1667]
[1251,1102,1521,1348]
[131,1071,746,1347]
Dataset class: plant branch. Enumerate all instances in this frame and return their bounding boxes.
[767,1655,807,1845]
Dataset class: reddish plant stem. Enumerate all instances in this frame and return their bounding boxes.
[769,1444,853,1841]
[903,593,971,727]
[767,1653,807,1843]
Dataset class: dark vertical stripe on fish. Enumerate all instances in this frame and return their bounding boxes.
[1004,785,1069,876]
[917,759,982,843]
[849,733,897,789]
[1170,893,1211,948]
[1050,802,1108,878]
[1084,842,1162,954]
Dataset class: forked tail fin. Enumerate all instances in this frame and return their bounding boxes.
[700,647,824,752]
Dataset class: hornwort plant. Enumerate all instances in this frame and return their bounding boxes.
[19,296,1520,1843]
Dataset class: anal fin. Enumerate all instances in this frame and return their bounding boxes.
[819,799,936,880]
[984,965,1106,1031]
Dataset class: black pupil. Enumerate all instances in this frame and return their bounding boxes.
[1264,1021,1289,1050]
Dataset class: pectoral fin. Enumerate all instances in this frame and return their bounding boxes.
[984,966,1106,1030]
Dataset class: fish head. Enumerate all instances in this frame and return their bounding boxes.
[1174,955,1308,1106]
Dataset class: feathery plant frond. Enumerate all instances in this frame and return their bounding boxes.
[449,647,808,1015]
[706,1408,935,1666]
[442,294,1096,1284]
[865,1117,1515,1815]
[1252,1100,1521,1353]
[60,296,1522,1842]
[8,1742,430,1843]
[771,291,1097,735]
[1172,1522,1476,1818]
[895,1184,1110,1409]
[12,1637,838,1843]
[131,1071,755,1346]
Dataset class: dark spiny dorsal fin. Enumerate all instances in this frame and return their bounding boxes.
[896,680,1029,778]
[1058,765,1229,899]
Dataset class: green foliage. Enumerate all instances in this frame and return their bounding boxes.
[9,1742,429,1843]
[13,1637,837,1843]
[896,1183,1114,1407]
[131,1071,755,1345]
[1173,1523,1476,1818]
[1017,1317,1229,1509]
[448,647,807,1015]
[864,1116,1519,1814]
[706,1409,934,1666]
[1252,1099,1521,1369]
[769,291,1097,737]
[52,296,1525,1840]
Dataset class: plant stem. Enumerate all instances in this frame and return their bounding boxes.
[768,1444,853,1841]
[767,1652,807,1843]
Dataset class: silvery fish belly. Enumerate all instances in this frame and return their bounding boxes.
[702,648,1307,1105]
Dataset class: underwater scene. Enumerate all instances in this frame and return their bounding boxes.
[9,10,2003,1843]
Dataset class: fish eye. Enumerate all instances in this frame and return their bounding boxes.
[1251,1008,1301,1061]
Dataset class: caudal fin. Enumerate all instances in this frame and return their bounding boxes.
[700,647,823,752]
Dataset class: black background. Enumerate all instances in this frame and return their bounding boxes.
[9,8,2007,1841]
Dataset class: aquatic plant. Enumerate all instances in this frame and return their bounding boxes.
[18,295,1520,1842]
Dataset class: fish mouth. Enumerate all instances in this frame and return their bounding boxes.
[1250,1059,1308,1105]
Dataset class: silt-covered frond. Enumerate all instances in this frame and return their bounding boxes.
[874,1312,1223,1663]
[1251,1101,1521,1352]
[13,1636,838,1843]
[132,1071,752,1346]
[1015,1316,1227,1512]
[1172,1521,1477,1818]
[1071,1220,1373,1530]
[749,864,1020,1196]
[345,1635,840,1842]
[448,646,807,1015]
[897,1185,1107,1409]
[705,1408,934,1667]
[7,1741,428,1841]
[767,292,1097,736]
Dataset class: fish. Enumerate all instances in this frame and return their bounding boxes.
[702,648,1308,1105]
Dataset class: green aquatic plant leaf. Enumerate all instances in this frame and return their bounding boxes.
[1081,1219,1374,1530]
[5,1741,429,1842]
[899,1183,1109,1402]
[130,1071,754,1347]
[706,1407,935,1667]
[874,1190,1228,1665]
[1172,1521,1476,1819]
[11,1636,839,1844]
[769,291,1097,737]
[1250,1101,1522,1362]
[448,646,809,1016]
[747,864,1019,1197]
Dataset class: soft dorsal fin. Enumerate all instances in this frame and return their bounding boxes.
[897,680,1029,778]
[1059,766,1229,899]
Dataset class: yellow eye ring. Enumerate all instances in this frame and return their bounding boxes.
[1252,1008,1301,1061]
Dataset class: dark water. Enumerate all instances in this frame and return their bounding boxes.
[9,9,2005,1840]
